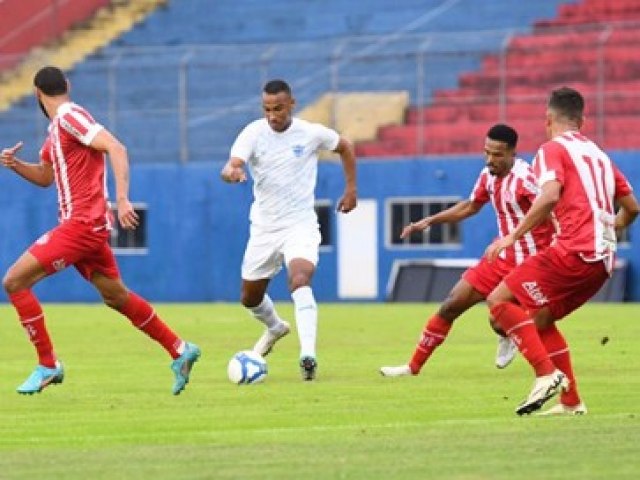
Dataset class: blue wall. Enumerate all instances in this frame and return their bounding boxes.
[1,155,638,302]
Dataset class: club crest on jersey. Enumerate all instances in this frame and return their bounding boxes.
[292,145,304,157]
[52,258,66,271]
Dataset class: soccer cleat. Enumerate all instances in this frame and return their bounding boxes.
[536,402,588,416]
[300,356,317,381]
[253,320,290,357]
[16,362,65,395]
[171,342,201,395]
[380,364,413,377]
[515,369,569,416]
[495,336,518,369]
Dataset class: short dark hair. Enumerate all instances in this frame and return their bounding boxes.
[34,66,68,96]
[263,79,291,96]
[548,86,584,122]
[487,123,518,149]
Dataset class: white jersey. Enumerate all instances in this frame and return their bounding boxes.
[230,117,340,229]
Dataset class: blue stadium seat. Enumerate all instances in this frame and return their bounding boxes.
[0,0,568,163]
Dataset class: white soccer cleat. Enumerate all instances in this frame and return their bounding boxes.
[515,369,569,416]
[495,336,518,369]
[253,320,290,357]
[379,364,413,377]
[536,402,588,416]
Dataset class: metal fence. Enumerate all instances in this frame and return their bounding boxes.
[2,21,640,163]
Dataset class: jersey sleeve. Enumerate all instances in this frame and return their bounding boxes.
[533,141,566,187]
[518,170,541,202]
[613,163,633,199]
[59,110,103,146]
[39,138,52,164]
[469,170,490,204]
[229,123,257,162]
[313,123,340,151]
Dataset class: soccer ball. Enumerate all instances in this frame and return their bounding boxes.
[227,350,268,385]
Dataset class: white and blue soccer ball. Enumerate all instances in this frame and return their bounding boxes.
[227,350,268,385]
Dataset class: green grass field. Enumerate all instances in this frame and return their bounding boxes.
[1,302,638,479]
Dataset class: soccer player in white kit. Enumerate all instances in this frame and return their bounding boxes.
[220,79,357,380]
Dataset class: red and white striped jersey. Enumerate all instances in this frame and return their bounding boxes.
[40,102,110,227]
[470,158,555,265]
[533,131,633,268]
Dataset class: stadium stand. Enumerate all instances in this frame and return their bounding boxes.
[357,0,640,156]
[0,0,109,72]
[0,0,568,163]
[1,0,639,303]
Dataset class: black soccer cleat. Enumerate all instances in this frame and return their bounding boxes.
[299,356,317,381]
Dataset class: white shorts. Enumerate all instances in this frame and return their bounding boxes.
[241,222,321,281]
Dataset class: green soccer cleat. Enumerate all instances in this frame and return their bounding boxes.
[17,362,65,395]
[171,342,201,395]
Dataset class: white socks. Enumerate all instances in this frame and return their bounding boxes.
[292,286,317,358]
[248,294,281,330]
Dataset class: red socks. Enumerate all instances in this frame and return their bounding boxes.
[10,290,57,367]
[10,289,182,363]
[409,314,452,374]
[538,324,581,406]
[117,292,183,359]
[490,302,556,376]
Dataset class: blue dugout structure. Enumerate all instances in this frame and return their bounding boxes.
[0,155,638,302]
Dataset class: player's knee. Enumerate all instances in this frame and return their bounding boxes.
[2,273,13,293]
[2,270,22,294]
[288,274,311,292]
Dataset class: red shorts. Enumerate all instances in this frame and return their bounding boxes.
[29,220,120,281]
[463,256,513,297]
[503,247,608,320]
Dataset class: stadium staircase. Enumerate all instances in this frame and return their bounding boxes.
[356,0,640,156]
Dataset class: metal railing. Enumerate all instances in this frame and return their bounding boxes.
[2,22,639,163]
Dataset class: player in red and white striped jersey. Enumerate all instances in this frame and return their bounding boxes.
[0,66,200,395]
[486,87,639,416]
[380,124,555,378]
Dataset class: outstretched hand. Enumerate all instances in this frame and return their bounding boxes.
[400,218,431,239]
[1,141,23,169]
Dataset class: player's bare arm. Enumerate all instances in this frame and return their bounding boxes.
[401,200,482,239]
[220,157,247,183]
[90,129,139,230]
[485,180,561,262]
[334,137,357,213]
[1,141,54,187]
[615,193,640,232]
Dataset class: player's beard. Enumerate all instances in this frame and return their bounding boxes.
[38,99,50,119]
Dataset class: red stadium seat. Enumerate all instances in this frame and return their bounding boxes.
[357,0,640,157]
